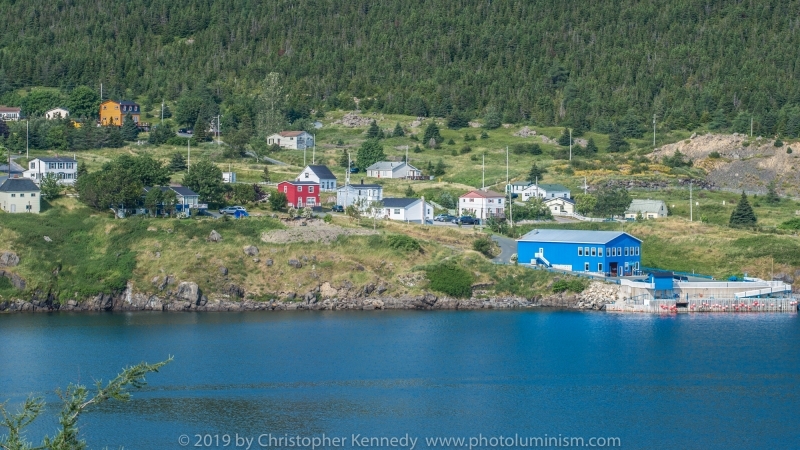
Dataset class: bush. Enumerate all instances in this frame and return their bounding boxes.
[774,138,784,147]
[552,278,588,293]
[513,143,543,155]
[387,234,421,252]
[268,191,288,211]
[778,218,800,230]
[323,214,333,223]
[787,147,793,154]
[708,151,721,159]
[426,263,473,298]
[473,237,494,257]
[460,145,472,154]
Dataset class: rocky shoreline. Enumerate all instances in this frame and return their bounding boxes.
[0,280,619,314]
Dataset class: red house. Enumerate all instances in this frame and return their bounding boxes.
[277,180,320,208]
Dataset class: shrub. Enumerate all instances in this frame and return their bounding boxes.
[323,214,333,223]
[552,278,588,293]
[387,234,421,252]
[778,218,800,230]
[788,147,793,154]
[473,237,494,257]
[708,151,721,159]
[460,145,472,154]
[774,138,784,147]
[426,263,473,298]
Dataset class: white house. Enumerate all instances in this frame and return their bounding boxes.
[377,198,434,223]
[336,181,383,208]
[45,107,70,120]
[365,161,422,179]
[297,165,337,191]
[0,178,40,214]
[520,183,570,201]
[222,172,237,183]
[625,199,668,219]
[459,189,505,221]
[0,106,21,121]
[266,131,314,150]
[23,157,79,185]
[544,197,575,215]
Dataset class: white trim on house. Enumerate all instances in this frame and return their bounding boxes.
[23,157,79,185]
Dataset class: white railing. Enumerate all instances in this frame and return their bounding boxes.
[553,211,606,222]
[534,252,550,267]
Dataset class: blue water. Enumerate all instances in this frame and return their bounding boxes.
[0,311,798,449]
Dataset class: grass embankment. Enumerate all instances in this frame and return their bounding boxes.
[518,219,800,281]
[0,200,560,303]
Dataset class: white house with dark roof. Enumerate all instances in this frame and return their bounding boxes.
[459,189,505,221]
[336,180,383,209]
[23,157,79,185]
[0,178,40,213]
[365,161,422,179]
[625,199,668,219]
[0,106,21,121]
[544,197,575,215]
[519,183,570,201]
[297,165,337,191]
[377,197,434,223]
[266,131,314,150]
[45,107,70,120]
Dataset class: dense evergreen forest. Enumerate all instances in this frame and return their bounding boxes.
[3,0,800,135]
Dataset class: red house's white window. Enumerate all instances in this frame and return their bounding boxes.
[309,186,314,193]
[297,186,302,192]
[283,186,288,193]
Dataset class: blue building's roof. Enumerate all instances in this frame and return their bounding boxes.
[517,229,641,244]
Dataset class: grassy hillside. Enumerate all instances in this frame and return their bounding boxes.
[3,1,800,134]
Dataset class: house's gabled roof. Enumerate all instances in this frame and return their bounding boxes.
[543,197,575,204]
[279,180,319,186]
[338,182,383,190]
[33,157,77,163]
[0,106,21,113]
[517,229,642,244]
[118,100,139,106]
[46,107,70,113]
[277,131,306,137]
[381,197,420,208]
[511,181,532,186]
[626,199,666,214]
[143,185,199,197]
[0,178,40,192]
[365,161,419,172]
[460,189,504,199]
[535,183,570,192]
[304,165,337,180]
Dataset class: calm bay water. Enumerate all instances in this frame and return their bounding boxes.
[0,310,798,449]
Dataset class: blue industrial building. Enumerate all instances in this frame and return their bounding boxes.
[517,229,642,276]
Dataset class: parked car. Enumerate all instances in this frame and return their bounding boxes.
[434,214,456,222]
[510,193,519,199]
[349,167,360,173]
[219,206,247,215]
[453,216,478,225]
[331,205,344,213]
[178,128,194,135]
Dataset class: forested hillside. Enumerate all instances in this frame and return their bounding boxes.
[2,1,800,134]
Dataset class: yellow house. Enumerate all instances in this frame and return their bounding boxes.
[100,100,140,126]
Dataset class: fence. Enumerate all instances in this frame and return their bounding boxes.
[640,266,715,280]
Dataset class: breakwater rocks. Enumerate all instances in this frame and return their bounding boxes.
[0,280,622,313]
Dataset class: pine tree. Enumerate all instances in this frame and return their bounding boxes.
[765,181,780,204]
[423,121,442,143]
[392,122,404,137]
[607,132,629,153]
[433,159,446,176]
[0,118,9,139]
[355,139,385,171]
[367,120,381,139]
[586,137,598,153]
[192,116,208,143]
[404,185,414,197]
[557,128,571,146]
[729,192,757,226]
[168,152,187,172]
[528,163,547,181]
[121,114,139,141]
[338,149,350,168]
[261,166,271,182]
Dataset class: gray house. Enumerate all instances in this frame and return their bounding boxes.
[625,199,668,219]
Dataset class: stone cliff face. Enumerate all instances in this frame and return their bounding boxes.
[0,278,623,313]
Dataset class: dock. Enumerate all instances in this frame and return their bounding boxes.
[607,297,798,313]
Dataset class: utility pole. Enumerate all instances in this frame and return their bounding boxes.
[689,181,693,222]
[482,153,485,190]
[26,120,29,159]
[653,113,657,147]
[216,115,221,145]
[187,140,191,172]
[100,83,103,101]
[304,146,306,166]
[313,134,316,164]
[582,176,589,195]
[506,145,513,229]
[161,100,164,125]
[750,117,753,138]
[569,128,573,161]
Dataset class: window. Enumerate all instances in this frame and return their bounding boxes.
[591,248,596,257]
[584,247,589,256]
[309,186,314,193]
[30,163,35,169]
[30,193,35,197]
[635,247,640,256]
[498,199,502,204]
[624,247,629,256]
[606,248,610,257]
[10,194,15,197]
[598,263,603,272]
[297,186,302,192]
[305,173,309,178]
[584,262,589,271]
[578,247,583,256]
[617,247,621,256]
[394,209,400,214]
[19,194,24,197]
[283,186,287,193]
[635,262,640,270]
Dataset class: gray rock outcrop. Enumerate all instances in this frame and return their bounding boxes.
[0,252,20,267]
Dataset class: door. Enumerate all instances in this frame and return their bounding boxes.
[10,204,15,212]
[609,262,618,276]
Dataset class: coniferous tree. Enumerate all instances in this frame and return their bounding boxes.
[529,163,547,181]
[607,132,629,153]
[121,114,139,141]
[423,121,442,144]
[557,128,571,146]
[586,137,598,153]
[169,152,187,172]
[338,149,350,168]
[765,181,780,204]
[433,159,446,176]
[367,120,381,139]
[261,166,271,182]
[392,122,405,137]
[729,192,757,226]
[355,139,385,171]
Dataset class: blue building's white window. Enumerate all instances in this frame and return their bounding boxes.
[635,247,640,256]
[617,247,621,256]
[578,247,583,256]
[598,263,603,272]
[584,246,589,255]
[606,248,610,257]
[624,247,629,256]
[591,248,596,257]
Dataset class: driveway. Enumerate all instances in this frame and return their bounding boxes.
[491,234,517,264]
